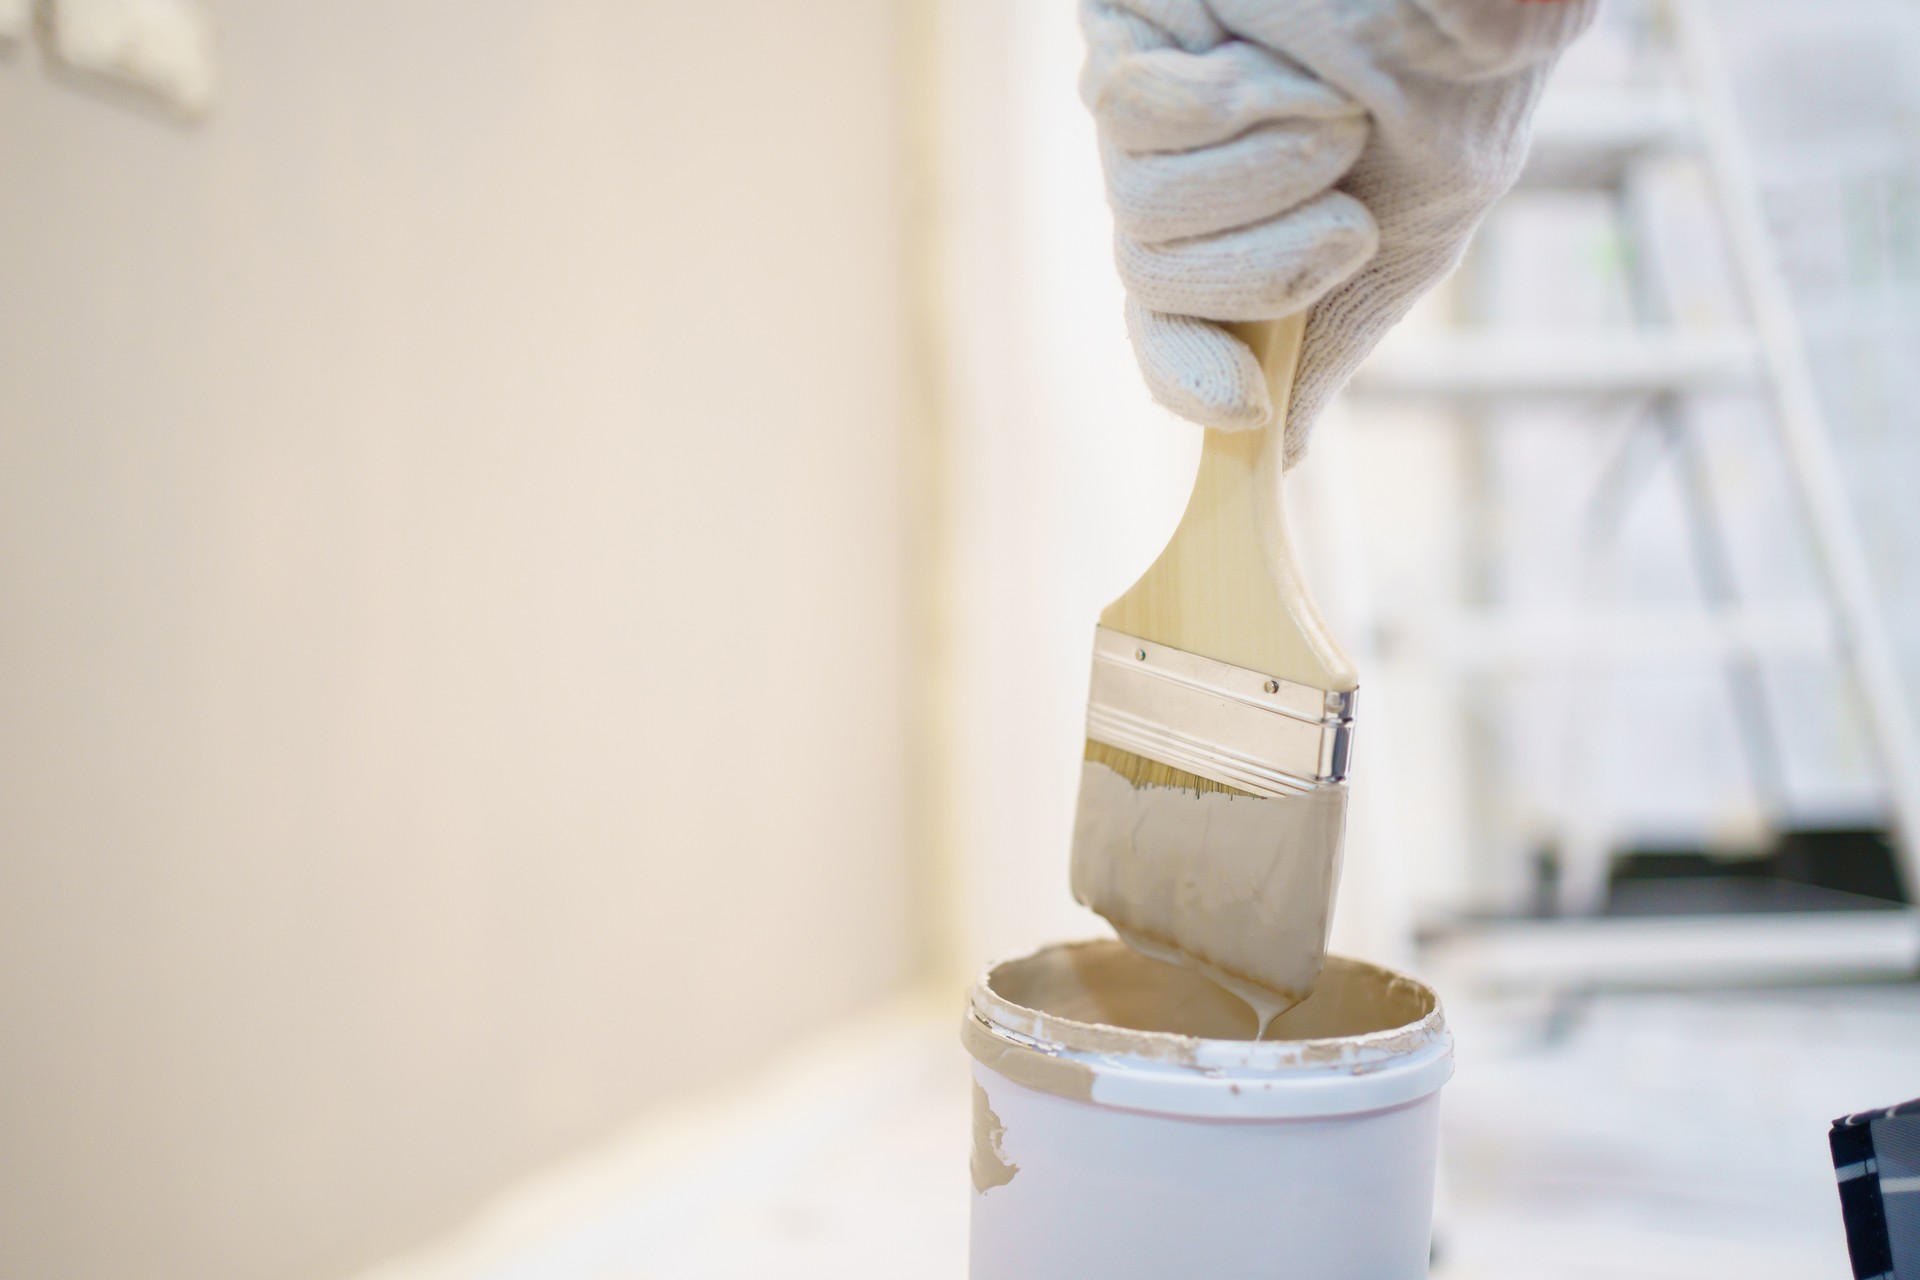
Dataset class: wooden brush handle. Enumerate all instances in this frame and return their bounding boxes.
[1099,314,1358,691]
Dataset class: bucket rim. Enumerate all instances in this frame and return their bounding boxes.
[963,938,1454,1119]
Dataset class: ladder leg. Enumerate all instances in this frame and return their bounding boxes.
[1662,404,1793,824]
[1677,0,1920,897]
[1617,148,1794,831]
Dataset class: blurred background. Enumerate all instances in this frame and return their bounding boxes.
[3,1,1917,1278]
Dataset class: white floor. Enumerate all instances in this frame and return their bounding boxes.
[356,981,1920,1280]
[1432,983,1917,1279]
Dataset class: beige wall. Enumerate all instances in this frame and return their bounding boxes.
[0,5,923,1278]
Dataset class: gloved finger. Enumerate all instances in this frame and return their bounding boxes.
[1210,0,1592,83]
[1093,40,1358,154]
[1081,0,1225,57]
[1414,0,1600,75]
[1115,189,1379,322]
[1079,0,1227,109]
[1101,110,1368,244]
[1127,301,1272,431]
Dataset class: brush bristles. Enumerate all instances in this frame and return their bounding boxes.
[1083,739,1256,797]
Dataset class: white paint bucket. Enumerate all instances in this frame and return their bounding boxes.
[963,939,1453,1279]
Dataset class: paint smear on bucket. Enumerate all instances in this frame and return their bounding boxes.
[970,1082,1018,1193]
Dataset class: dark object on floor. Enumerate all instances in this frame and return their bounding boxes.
[1604,826,1909,917]
[1831,1097,1920,1280]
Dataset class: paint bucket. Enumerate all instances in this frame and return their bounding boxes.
[963,939,1453,1279]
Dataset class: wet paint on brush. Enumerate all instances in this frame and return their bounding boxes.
[1070,760,1347,1034]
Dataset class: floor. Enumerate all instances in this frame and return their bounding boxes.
[355,981,1920,1280]
[1432,982,1916,1279]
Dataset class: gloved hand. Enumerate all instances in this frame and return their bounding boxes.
[1082,0,1598,467]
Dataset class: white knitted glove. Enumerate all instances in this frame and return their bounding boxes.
[1083,0,1598,466]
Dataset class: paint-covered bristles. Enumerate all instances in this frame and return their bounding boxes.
[1083,739,1255,797]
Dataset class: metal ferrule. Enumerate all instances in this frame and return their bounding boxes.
[1084,626,1356,799]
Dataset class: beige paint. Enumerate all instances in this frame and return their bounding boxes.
[969,1081,1018,1194]
[1071,762,1348,1030]
[966,939,1443,1099]
[960,1015,1097,1102]
[0,4,923,1279]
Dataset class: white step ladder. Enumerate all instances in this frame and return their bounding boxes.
[1347,0,1920,987]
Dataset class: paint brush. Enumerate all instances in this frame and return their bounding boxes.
[1070,313,1357,1032]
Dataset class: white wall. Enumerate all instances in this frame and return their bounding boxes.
[930,0,1186,972]
[0,5,923,1278]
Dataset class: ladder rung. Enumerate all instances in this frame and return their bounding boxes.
[1516,90,1701,190]
[1350,331,1763,398]
[1424,908,1920,991]
[1383,606,1835,668]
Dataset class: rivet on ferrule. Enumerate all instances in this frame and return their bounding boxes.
[1084,626,1357,798]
